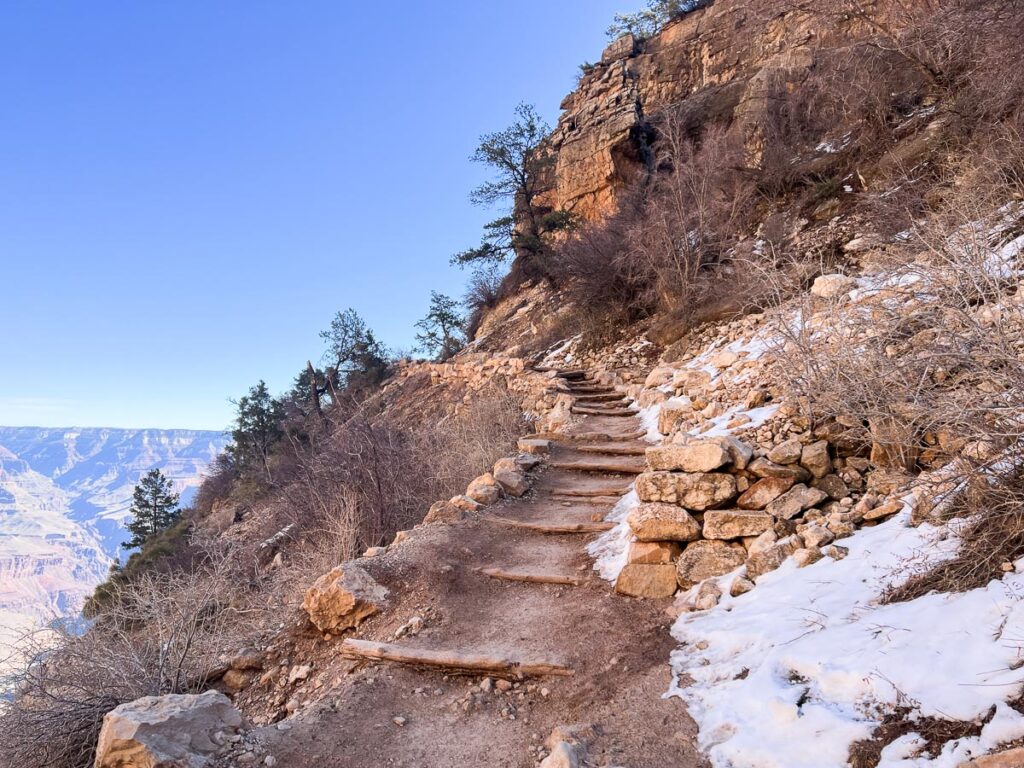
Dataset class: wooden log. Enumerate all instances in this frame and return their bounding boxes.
[574,442,647,456]
[571,406,637,418]
[478,567,583,586]
[550,485,632,498]
[340,639,573,679]
[482,515,616,534]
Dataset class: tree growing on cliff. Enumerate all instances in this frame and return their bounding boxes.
[607,0,710,40]
[320,308,390,392]
[415,291,465,361]
[125,469,180,548]
[451,103,575,282]
[229,380,284,482]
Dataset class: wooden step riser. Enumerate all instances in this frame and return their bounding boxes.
[479,567,583,587]
[341,639,573,679]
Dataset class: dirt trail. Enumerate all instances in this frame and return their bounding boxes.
[259,373,705,768]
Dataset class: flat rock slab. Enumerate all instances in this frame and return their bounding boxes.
[340,639,574,679]
[572,406,636,418]
[548,457,646,475]
[574,442,647,456]
[482,515,616,534]
[479,566,584,586]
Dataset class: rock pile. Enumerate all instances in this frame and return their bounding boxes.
[614,434,902,605]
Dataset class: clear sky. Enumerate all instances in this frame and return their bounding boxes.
[0,0,628,431]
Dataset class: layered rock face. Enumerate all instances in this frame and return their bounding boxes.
[539,0,910,221]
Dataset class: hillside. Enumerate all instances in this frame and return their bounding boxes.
[3,1,1024,766]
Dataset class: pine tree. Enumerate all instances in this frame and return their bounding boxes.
[415,291,465,361]
[229,380,284,482]
[125,469,180,548]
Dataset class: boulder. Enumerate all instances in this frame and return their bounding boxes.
[729,576,755,597]
[748,457,812,482]
[713,436,754,470]
[303,564,388,634]
[658,399,693,435]
[766,484,829,520]
[793,547,824,568]
[746,535,804,580]
[960,748,1024,767]
[800,440,832,478]
[627,540,683,565]
[515,453,543,472]
[863,499,904,521]
[736,477,795,510]
[676,541,745,589]
[449,495,483,512]
[810,273,857,299]
[693,579,723,610]
[703,510,773,540]
[494,469,529,497]
[466,473,502,505]
[767,439,803,465]
[813,473,849,500]
[635,471,737,511]
[423,499,465,525]
[518,438,551,455]
[646,442,730,473]
[94,691,244,768]
[800,524,835,549]
[615,563,678,598]
[627,503,701,542]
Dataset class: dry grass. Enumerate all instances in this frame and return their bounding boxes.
[848,706,987,768]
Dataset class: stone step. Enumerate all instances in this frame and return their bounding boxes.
[340,639,573,679]
[548,483,633,498]
[571,406,637,418]
[482,515,616,534]
[548,458,645,475]
[572,393,626,404]
[478,566,583,587]
[574,442,647,456]
[547,494,623,506]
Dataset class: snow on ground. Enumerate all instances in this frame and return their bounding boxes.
[588,489,638,582]
[668,505,1024,767]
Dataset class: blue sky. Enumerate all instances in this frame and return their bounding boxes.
[0,0,627,431]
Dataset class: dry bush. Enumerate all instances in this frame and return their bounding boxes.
[0,557,251,768]
[885,472,1024,603]
[552,116,756,329]
[759,143,1024,470]
[269,382,527,592]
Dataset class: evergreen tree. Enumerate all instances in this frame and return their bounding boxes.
[229,380,285,481]
[125,469,180,548]
[451,104,576,282]
[415,291,465,361]
[320,308,390,390]
[607,0,710,40]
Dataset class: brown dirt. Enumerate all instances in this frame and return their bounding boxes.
[243,394,705,767]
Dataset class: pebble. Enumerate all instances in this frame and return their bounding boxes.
[393,716,407,727]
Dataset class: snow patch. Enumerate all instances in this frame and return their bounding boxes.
[588,489,638,582]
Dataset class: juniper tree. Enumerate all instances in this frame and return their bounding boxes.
[607,0,710,40]
[320,308,390,391]
[451,103,575,282]
[229,380,284,482]
[415,291,465,361]
[125,469,180,548]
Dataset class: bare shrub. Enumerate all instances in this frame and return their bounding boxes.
[759,146,1024,471]
[0,557,251,768]
[270,382,527,592]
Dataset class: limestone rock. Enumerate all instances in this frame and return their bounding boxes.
[646,441,730,473]
[303,564,388,634]
[466,473,502,505]
[449,495,483,512]
[748,457,812,482]
[703,510,773,540]
[793,547,824,568]
[800,524,835,549]
[518,438,551,455]
[494,468,529,497]
[863,499,904,521]
[635,471,737,510]
[676,541,745,589]
[736,477,795,509]
[627,540,682,564]
[746,535,804,580]
[824,544,849,560]
[813,473,849,500]
[767,439,803,465]
[766,484,829,520]
[94,691,244,768]
[713,436,754,470]
[423,499,465,525]
[800,440,832,478]
[658,400,693,435]
[615,563,678,598]
[810,273,857,299]
[959,747,1024,767]
[541,742,582,768]
[693,579,723,610]
[729,576,755,597]
[627,503,701,542]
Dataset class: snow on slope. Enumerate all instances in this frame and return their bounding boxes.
[0,427,229,670]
